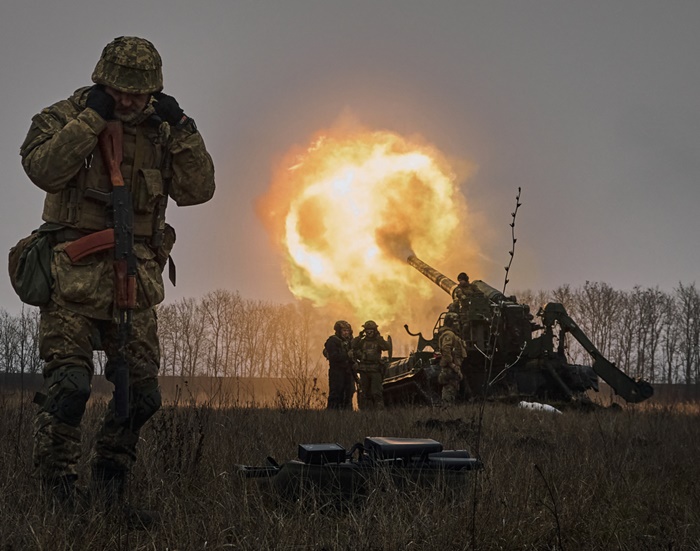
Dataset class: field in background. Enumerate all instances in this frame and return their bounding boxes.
[4,371,700,407]
[1,388,699,550]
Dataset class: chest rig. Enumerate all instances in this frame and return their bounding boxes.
[42,119,170,241]
[358,338,383,364]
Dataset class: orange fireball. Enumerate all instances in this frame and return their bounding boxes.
[258,127,480,326]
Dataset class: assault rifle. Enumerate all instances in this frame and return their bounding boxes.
[99,121,135,422]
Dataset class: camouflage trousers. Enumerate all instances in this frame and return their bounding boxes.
[34,302,161,482]
[356,365,384,410]
[439,366,463,405]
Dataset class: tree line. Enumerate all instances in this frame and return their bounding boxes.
[517,281,700,384]
[0,283,699,385]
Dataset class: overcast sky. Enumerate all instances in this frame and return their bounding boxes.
[1,0,698,312]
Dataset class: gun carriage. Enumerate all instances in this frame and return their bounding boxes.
[382,255,654,406]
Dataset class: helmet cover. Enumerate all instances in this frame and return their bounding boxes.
[91,36,163,94]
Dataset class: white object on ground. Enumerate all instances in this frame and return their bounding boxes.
[518,401,562,414]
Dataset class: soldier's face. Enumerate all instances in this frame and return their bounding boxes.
[105,87,149,116]
[341,328,351,338]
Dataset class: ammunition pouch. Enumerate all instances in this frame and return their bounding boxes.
[356,362,381,373]
[133,168,165,214]
[39,366,92,427]
[8,224,61,306]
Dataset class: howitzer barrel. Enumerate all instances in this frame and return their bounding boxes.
[407,255,458,296]
[407,255,510,304]
[471,280,509,303]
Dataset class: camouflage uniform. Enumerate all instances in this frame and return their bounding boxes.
[324,321,354,410]
[437,319,468,404]
[351,321,389,410]
[452,277,491,351]
[20,37,215,490]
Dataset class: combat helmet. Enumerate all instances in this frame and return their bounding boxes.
[457,272,469,283]
[92,36,163,94]
[333,320,352,333]
[362,320,378,330]
[444,312,459,326]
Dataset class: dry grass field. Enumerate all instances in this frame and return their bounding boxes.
[1,388,699,550]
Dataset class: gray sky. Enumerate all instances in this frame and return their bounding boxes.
[1,0,699,312]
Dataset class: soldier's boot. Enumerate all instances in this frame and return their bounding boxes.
[91,464,125,507]
[91,465,159,529]
[43,474,79,509]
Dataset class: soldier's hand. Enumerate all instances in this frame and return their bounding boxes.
[86,85,115,120]
[153,92,185,125]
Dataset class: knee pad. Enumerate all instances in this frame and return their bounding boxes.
[129,380,162,431]
[43,367,91,427]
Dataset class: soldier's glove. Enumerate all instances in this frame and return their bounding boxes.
[86,85,115,120]
[153,92,186,126]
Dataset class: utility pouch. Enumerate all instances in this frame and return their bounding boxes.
[133,168,164,214]
[8,225,57,306]
[153,223,176,271]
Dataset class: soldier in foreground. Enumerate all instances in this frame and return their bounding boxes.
[18,37,215,516]
[323,320,355,410]
[438,312,469,404]
[351,320,390,410]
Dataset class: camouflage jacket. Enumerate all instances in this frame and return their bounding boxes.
[19,87,215,319]
[324,334,354,370]
[438,326,467,369]
[351,334,389,369]
[452,283,491,321]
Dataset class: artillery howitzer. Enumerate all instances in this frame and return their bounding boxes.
[382,255,654,406]
[236,436,482,502]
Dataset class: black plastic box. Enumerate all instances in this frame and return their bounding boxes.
[298,443,346,465]
[364,437,443,460]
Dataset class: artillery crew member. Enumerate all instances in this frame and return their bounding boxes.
[17,36,215,510]
[351,320,390,410]
[452,272,491,351]
[324,320,355,410]
[438,312,470,404]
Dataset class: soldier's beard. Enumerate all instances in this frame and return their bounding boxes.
[113,103,155,125]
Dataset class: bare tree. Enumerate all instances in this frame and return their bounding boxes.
[675,282,700,384]
[573,281,622,363]
[0,309,19,373]
[14,306,42,376]
[634,287,668,383]
[660,296,680,384]
[200,289,244,377]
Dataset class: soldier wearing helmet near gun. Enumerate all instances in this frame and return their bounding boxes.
[323,320,355,410]
[18,37,215,519]
[452,272,490,352]
[351,320,390,410]
[438,312,470,405]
